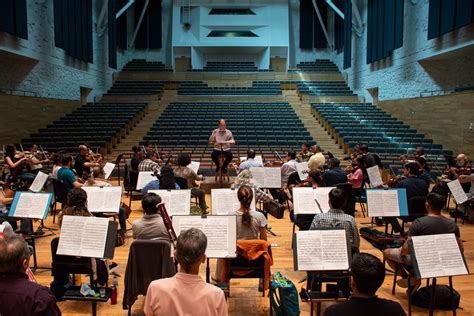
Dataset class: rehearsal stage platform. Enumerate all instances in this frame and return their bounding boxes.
[30,185,474,316]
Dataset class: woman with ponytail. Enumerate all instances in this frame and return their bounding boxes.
[235,185,267,241]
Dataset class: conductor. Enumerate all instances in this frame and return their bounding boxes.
[209,119,235,175]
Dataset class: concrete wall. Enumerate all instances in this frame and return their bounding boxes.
[330,0,474,101]
[0,94,80,146]
[0,0,132,101]
[288,0,332,67]
[378,91,474,157]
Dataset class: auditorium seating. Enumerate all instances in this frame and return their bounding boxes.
[188,61,273,72]
[289,59,339,72]
[21,103,148,154]
[105,80,207,96]
[122,59,173,72]
[142,102,314,174]
[311,103,453,176]
[253,80,354,96]
[178,82,282,96]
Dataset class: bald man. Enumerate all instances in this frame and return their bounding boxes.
[209,119,235,175]
[75,144,100,179]
[0,235,61,315]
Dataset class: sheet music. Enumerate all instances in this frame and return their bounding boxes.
[249,167,281,188]
[411,233,468,279]
[240,155,264,165]
[366,189,400,217]
[148,189,191,216]
[293,187,334,214]
[103,162,115,180]
[10,192,51,219]
[211,188,256,215]
[295,230,349,271]
[447,180,469,204]
[57,216,109,258]
[296,162,310,181]
[172,215,237,258]
[367,166,383,187]
[29,171,49,193]
[82,186,122,213]
[187,161,200,174]
[136,172,156,190]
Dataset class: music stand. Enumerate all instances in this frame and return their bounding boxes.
[114,153,125,186]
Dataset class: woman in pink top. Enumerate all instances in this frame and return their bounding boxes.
[348,157,365,197]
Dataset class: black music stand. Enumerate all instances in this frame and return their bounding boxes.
[114,153,125,186]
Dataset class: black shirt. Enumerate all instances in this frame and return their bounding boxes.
[131,156,141,172]
[324,296,406,316]
[74,154,90,177]
[397,176,429,202]
[324,167,348,187]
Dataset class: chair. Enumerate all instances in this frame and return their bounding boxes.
[122,239,177,315]
[226,240,273,297]
[174,176,188,189]
[401,196,428,232]
[50,237,110,316]
[51,178,68,224]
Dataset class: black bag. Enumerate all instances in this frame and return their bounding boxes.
[264,200,285,219]
[412,285,460,310]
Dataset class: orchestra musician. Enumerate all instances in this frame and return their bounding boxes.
[209,119,235,175]
[269,151,298,204]
[138,151,161,175]
[399,146,425,164]
[415,156,432,186]
[75,145,101,180]
[239,149,263,171]
[296,142,311,162]
[347,156,366,198]
[323,158,348,187]
[307,145,325,171]
[174,154,208,213]
[3,144,35,183]
[359,144,383,169]
[57,155,83,192]
[28,144,50,175]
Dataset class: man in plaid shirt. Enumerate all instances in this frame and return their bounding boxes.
[310,187,360,251]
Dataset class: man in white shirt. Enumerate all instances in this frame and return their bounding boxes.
[307,145,325,171]
[239,149,263,171]
[209,119,235,175]
[270,151,298,203]
[144,228,227,316]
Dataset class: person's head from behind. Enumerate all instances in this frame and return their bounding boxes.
[415,147,425,157]
[146,151,158,161]
[359,144,369,154]
[67,188,88,209]
[175,228,207,274]
[237,185,254,227]
[301,142,309,152]
[415,156,430,172]
[5,144,16,159]
[328,157,340,169]
[132,146,143,158]
[218,119,226,131]
[425,192,445,215]
[61,155,73,168]
[0,234,31,274]
[351,253,385,297]
[287,151,297,160]
[91,166,105,179]
[308,169,324,186]
[328,187,346,210]
[141,193,162,215]
[247,149,256,159]
[177,154,191,167]
[51,153,62,166]
[404,162,420,176]
[159,165,177,189]
[355,156,365,169]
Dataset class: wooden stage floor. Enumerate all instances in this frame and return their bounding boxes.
[29,190,474,316]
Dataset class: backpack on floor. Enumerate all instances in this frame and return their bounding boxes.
[270,272,300,316]
[412,285,460,310]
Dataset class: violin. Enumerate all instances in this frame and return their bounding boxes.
[384,175,407,188]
